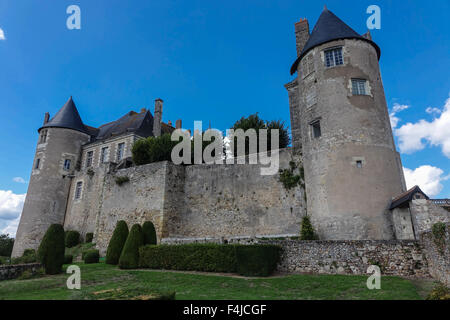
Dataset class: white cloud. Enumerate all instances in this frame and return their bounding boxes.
[403,166,449,197]
[389,103,409,128]
[0,190,25,237]
[13,177,27,184]
[425,107,442,115]
[0,28,5,40]
[395,95,450,157]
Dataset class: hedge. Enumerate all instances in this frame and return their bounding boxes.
[65,231,80,248]
[106,220,129,265]
[37,224,65,275]
[139,244,281,276]
[11,249,37,264]
[235,244,281,277]
[85,233,94,243]
[119,224,144,269]
[64,254,73,264]
[142,221,157,245]
[84,250,100,264]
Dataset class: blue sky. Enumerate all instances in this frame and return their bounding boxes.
[0,0,449,235]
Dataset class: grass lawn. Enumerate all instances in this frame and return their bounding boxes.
[0,262,428,300]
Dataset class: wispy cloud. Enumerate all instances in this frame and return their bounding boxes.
[389,103,409,128]
[0,28,5,40]
[13,177,27,184]
[395,94,450,157]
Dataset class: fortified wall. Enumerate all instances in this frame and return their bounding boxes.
[63,149,306,254]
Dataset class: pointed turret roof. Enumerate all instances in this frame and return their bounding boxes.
[290,8,381,75]
[39,97,88,134]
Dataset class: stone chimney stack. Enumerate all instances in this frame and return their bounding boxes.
[176,119,182,129]
[295,18,310,56]
[167,120,172,126]
[43,112,50,125]
[153,99,163,137]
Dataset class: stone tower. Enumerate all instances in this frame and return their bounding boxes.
[12,97,91,257]
[287,8,406,240]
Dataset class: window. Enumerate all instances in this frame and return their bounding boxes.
[352,79,367,95]
[63,159,71,171]
[35,158,41,169]
[86,151,93,168]
[100,147,109,163]
[40,130,48,143]
[75,182,83,200]
[117,143,125,161]
[356,160,363,168]
[324,47,343,68]
[311,120,321,139]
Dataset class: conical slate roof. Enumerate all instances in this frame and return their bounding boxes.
[39,97,88,134]
[290,8,381,75]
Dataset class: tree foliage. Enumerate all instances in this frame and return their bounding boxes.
[142,221,157,245]
[37,224,65,275]
[119,224,144,269]
[300,215,318,240]
[106,220,129,265]
[132,134,179,165]
[0,234,14,257]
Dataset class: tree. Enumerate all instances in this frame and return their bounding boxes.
[142,221,157,245]
[65,230,80,248]
[132,134,180,165]
[106,220,129,265]
[37,224,65,274]
[0,234,14,257]
[119,224,144,269]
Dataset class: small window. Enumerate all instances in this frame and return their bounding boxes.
[356,160,363,168]
[117,143,125,161]
[311,120,321,139]
[40,130,48,143]
[324,47,343,68]
[100,147,109,163]
[352,79,367,95]
[63,159,71,171]
[86,151,93,168]
[75,182,83,200]
[35,158,41,169]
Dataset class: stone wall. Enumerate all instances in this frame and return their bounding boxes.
[420,223,449,285]
[64,149,305,255]
[410,200,449,237]
[0,263,42,281]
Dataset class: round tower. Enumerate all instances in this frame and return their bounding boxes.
[290,9,406,240]
[12,97,91,257]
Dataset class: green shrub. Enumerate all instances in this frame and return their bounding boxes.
[300,215,318,240]
[235,245,281,277]
[0,234,14,257]
[142,221,157,245]
[85,233,94,243]
[65,231,80,248]
[106,220,129,265]
[426,282,450,300]
[115,176,130,186]
[0,256,9,265]
[37,224,65,275]
[64,254,73,264]
[84,250,100,264]
[139,244,237,273]
[119,224,144,269]
[17,268,44,280]
[12,249,37,264]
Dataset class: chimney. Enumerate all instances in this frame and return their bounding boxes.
[153,99,163,137]
[363,30,372,41]
[140,108,146,113]
[43,112,50,125]
[295,18,310,56]
[168,120,172,126]
[176,119,182,129]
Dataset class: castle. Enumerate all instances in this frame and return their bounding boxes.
[12,8,449,257]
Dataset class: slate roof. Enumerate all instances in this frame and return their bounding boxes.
[389,186,430,210]
[290,8,381,75]
[39,97,89,134]
[39,97,175,142]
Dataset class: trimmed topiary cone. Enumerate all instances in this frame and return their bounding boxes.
[106,220,129,265]
[37,224,65,275]
[142,221,157,245]
[119,224,144,269]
